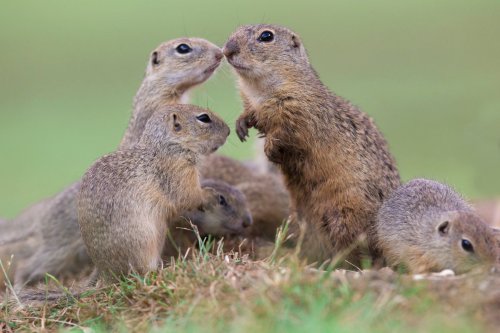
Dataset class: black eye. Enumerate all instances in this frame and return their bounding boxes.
[258,30,274,42]
[461,239,474,253]
[196,113,211,123]
[151,51,160,65]
[218,194,227,207]
[176,43,192,54]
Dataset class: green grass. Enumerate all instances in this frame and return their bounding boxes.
[1,236,493,332]
[1,0,499,218]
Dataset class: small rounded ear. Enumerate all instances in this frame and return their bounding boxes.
[151,51,160,66]
[172,113,181,132]
[291,34,301,48]
[437,220,450,236]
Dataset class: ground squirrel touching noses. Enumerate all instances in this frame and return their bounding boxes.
[78,104,229,281]
[224,24,401,265]
[3,37,223,288]
[163,179,253,258]
[376,179,499,274]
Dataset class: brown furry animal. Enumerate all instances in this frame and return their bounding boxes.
[78,105,229,281]
[1,38,223,288]
[200,154,290,240]
[376,179,499,274]
[163,179,253,258]
[223,24,401,265]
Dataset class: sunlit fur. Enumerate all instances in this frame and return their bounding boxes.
[224,24,401,265]
[3,38,222,289]
[377,179,499,274]
[78,105,229,281]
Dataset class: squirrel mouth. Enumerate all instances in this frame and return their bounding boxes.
[203,61,221,74]
[227,58,250,71]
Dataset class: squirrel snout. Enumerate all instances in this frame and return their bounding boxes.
[223,39,240,59]
[214,50,223,62]
[242,213,253,228]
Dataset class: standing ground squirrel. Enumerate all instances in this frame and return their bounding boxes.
[376,179,499,274]
[223,24,401,264]
[1,37,223,288]
[163,179,253,258]
[78,105,229,280]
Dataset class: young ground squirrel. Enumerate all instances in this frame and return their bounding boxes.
[223,24,401,265]
[78,105,229,280]
[376,179,499,274]
[200,154,290,240]
[2,37,223,288]
[163,179,252,258]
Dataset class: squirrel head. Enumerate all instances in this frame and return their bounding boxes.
[181,179,253,236]
[146,38,223,97]
[434,210,499,273]
[140,104,229,156]
[223,24,310,88]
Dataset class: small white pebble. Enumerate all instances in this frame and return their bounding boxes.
[412,269,455,281]
[433,269,455,277]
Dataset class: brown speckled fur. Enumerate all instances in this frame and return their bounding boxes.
[163,179,252,259]
[224,24,401,265]
[200,154,290,240]
[78,105,229,281]
[1,38,223,289]
[376,179,499,274]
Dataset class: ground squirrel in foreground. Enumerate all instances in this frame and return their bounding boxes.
[376,179,499,274]
[224,24,401,265]
[5,179,250,303]
[1,38,223,288]
[78,105,229,280]
[163,179,253,258]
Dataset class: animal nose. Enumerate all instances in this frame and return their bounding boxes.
[242,214,253,228]
[223,39,240,59]
[214,50,223,61]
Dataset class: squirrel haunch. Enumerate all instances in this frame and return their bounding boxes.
[78,105,229,280]
[376,179,499,274]
[224,24,401,265]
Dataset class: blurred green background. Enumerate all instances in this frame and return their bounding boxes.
[0,0,499,218]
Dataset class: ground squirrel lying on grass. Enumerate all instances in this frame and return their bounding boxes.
[78,105,229,281]
[376,179,499,274]
[0,38,223,289]
[224,24,401,265]
[163,179,253,258]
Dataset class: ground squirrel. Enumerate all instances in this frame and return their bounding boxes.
[223,24,401,265]
[1,37,223,288]
[163,179,253,258]
[376,179,499,274]
[200,154,290,240]
[78,105,229,280]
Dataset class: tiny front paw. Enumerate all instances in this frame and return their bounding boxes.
[236,117,254,142]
